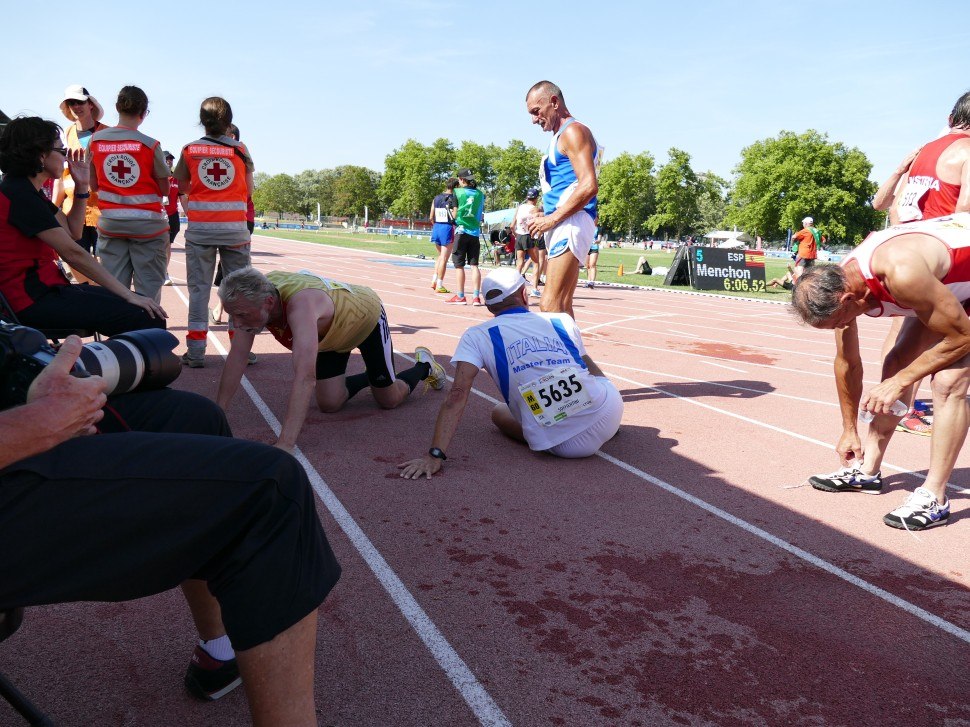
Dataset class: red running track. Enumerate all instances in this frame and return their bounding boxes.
[1,234,968,726]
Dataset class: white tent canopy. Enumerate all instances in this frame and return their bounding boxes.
[483,207,516,227]
[704,230,754,248]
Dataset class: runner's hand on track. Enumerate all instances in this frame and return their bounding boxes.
[398,455,442,480]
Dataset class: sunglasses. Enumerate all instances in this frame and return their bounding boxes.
[51,147,68,156]
[66,99,89,108]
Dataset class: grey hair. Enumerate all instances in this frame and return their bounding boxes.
[791,265,848,326]
[219,267,276,305]
[526,80,564,104]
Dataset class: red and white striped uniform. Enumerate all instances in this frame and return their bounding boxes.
[841,213,970,317]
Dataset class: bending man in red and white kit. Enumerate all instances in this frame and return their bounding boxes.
[858,91,970,436]
[791,214,970,531]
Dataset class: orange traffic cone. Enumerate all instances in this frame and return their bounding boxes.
[617,263,624,276]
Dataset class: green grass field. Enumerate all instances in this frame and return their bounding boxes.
[254,229,797,301]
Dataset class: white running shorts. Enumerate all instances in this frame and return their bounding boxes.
[546,380,623,458]
[544,210,596,263]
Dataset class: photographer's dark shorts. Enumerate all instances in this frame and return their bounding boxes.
[0,389,340,651]
[315,307,396,388]
[451,232,481,267]
[795,257,816,269]
[514,233,535,252]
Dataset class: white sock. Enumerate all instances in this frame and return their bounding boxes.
[200,634,235,662]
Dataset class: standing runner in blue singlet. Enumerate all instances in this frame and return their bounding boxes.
[428,177,457,294]
[524,80,600,320]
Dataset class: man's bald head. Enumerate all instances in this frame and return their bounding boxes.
[526,80,564,104]
[791,265,851,327]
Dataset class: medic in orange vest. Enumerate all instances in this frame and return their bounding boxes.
[174,96,255,367]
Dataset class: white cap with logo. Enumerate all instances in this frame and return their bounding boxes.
[481,268,528,305]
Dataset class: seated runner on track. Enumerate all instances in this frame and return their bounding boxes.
[399,268,623,479]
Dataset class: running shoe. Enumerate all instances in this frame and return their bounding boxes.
[163,276,173,286]
[529,289,542,298]
[414,346,446,390]
[436,286,451,294]
[471,296,484,306]
[184,645,242,701]
[809,466,882,494]
[883,487,950,531]
[445,295,467,305]
[181,352,205,369]
[208,308,223,325]
[586,282,594,289]
[895,410,932,436]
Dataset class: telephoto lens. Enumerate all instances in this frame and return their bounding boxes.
[77,329,181,395]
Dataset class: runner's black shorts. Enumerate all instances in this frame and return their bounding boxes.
[514,233,535,252]
[315,306,396,387]
[452,232,481,267]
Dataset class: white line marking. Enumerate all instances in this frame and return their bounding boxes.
[595,452,970,646]
[604,369,970,495]
[701,360,747,373]
[415,344,970,645]
[170,287,511,727]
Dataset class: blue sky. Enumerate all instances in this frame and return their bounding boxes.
[5,0,968,189]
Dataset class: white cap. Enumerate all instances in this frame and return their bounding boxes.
[481,268,527,305]
[59,84,104,122]
[802,216,814,225]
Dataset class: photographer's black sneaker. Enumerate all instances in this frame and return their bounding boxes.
[184,645,242,701]
[809,466,882,494]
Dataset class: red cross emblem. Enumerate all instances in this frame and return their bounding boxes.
[206,163,227,182]
[111,160,132,180]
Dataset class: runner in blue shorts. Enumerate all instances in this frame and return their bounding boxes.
[429,177,457,294]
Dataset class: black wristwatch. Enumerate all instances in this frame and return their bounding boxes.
[428,447,447,461]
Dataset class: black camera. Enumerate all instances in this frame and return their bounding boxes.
[0,322,181,410]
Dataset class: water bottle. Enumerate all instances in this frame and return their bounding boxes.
[859,399,908,422]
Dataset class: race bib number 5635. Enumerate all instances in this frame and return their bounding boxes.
[518,365,593,427]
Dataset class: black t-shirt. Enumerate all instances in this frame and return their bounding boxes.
[0,175,61,238]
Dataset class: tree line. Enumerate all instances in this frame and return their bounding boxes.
[253,129,884,245]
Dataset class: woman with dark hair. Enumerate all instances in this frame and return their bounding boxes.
[174,97,254,367]
[90,86,171,304]
[0,116,166,334]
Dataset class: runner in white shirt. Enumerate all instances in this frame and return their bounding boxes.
[399,268,623,479]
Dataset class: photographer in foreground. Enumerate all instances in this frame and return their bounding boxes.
[0,336,341,725]
[0,116,165,335]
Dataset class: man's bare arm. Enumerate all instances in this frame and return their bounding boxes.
[215,329,256,410]
[833,320,865,464]
[275,297,324,451]
[398,361,479,479]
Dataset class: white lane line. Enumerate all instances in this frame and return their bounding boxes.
[604,369,970,496]
[701,360,747,373]
[596,452,970,646]
[583,315,650,334]
[401,348,970,646]
[169,286,511,727]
